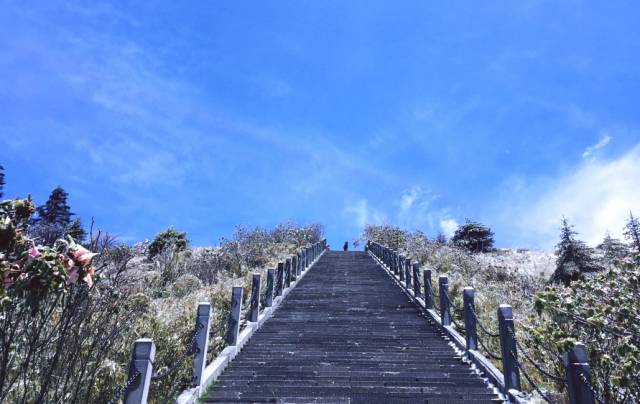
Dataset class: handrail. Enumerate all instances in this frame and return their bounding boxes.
[113,239,328,404]
[366,240,597,404]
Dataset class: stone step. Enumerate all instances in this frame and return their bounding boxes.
[201,251,499,402]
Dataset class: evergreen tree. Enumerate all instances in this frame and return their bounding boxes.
[0,164,5,199]
[551,217,600,286]
[450,219,494,253]
[148,227,188,258]
[623,212,640,256]
[596,232,629,262]
[36,186,73,226]
[29,186,75,245]
[436,232,447,244]
[67,218,87,244]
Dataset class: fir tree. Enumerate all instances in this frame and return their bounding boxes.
[36,186,73,226]
[67,218,86,244]
[596,232,629,262]
[450,219,494,253]
[0,164,5,199]
[551,217,600,286]
[623,212,640,256]
[29,186,75,245]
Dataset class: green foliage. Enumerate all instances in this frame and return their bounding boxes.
[35,186,73,226]
[436,232,447,244]
[534,263,640,402]
[67,217,87,244]
[148,227,189,258]
[551,217,600,286]
[450,219,494,253]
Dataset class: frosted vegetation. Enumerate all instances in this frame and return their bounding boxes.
[358,221,639,403]
[0,190,323,403]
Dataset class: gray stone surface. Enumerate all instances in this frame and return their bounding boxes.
[204,252,500,403]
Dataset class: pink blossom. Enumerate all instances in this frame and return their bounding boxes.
[29,245,39,259]
[71,245,97,268]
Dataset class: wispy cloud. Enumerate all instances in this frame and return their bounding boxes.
[492,142,640,248]
[582,133,611,160]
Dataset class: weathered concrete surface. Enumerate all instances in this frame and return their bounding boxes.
[203,251,500,403]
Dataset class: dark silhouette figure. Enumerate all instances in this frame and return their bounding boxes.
[343,241,348,251]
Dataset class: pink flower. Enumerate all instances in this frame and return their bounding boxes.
[29,245,39,259]
[71,245,97,268]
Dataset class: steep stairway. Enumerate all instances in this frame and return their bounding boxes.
[203,251,501,403]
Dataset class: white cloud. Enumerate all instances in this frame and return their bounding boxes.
[343,187,456,237]
[494,143,640,248]
[582,133,611,160]
[343,199,385,229]
[397,186,438,230]
[439,218,458,238]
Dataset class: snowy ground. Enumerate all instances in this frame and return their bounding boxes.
[477,248,556,277]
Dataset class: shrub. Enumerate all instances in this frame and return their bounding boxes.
[450,219,495,253]
[172,274,202,297]
[534,262,640,403]
[148,227,188,258]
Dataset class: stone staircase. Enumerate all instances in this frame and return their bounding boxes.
[202,251,502,403]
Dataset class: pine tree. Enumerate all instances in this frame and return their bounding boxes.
[597,232,629,262]
[36,186,73,226]
[450,219,494,253]
[67,218,86,244]
[436,232,447,244]
[0,164,5,199]
[551,217,600,286]
[29,186,75,245]
[623,212,640,256]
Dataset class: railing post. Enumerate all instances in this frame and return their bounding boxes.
[412,262,420,296]
[249,274,261,322]
[439,276,450,326]
[124,338,155,404]
[365,240,369,253]
[405,258,412,290]
[292,255,298,280]
[226,287,243,346]
[563,343,596,404]
[423,269,433,310]
[398,254,404,281]
[296,252,302,275]
[193,303,211,387]
[285,258,292,287]
[498,304,521,392]
[463,287,477,350]
[275,262,284,297]
[304,248,309,267]
[266,268,274,307]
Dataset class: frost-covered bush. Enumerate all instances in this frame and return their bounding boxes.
[534,262,640,403]
[172,273,202,297]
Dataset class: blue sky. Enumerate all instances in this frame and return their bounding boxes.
[1,1,639,250]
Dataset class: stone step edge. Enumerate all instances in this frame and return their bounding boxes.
[176,247,329,404]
